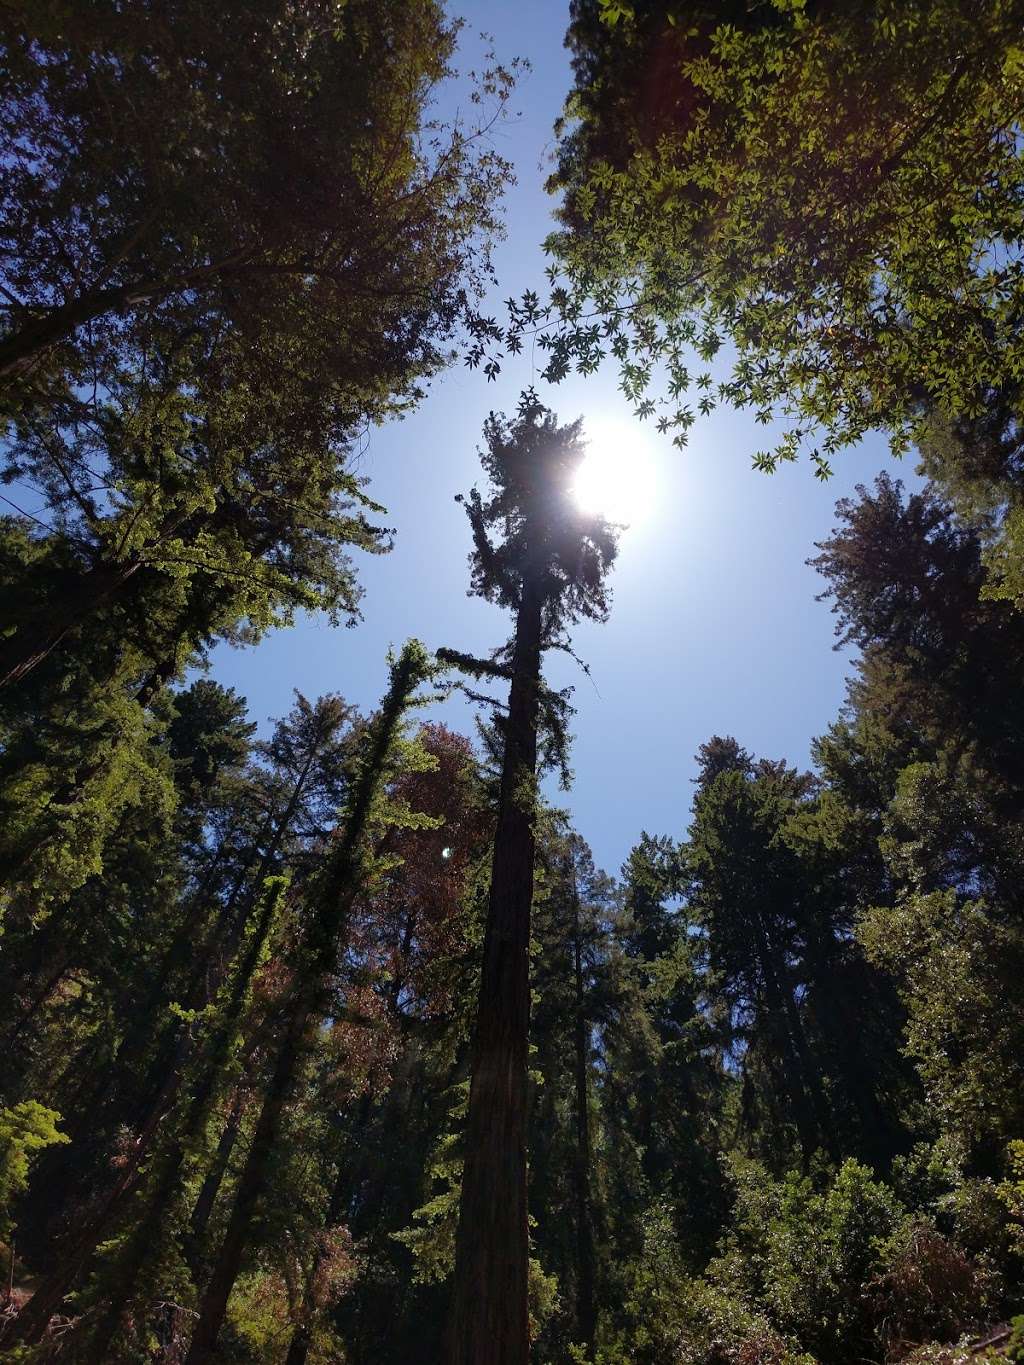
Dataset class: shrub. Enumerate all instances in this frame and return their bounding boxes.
[0,1101,69,1242]
[864,1224,995,1360]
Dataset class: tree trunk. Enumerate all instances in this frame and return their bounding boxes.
[1,1060,184,1346]
[182,987,313,1365]
[447,574,543,1365]
[282,1149,354,1365]
[79,880,288,1361]
[188,1090,245,1260]
[3,873,286,1350]
[0,247,254,383]
[753,914,837,1164]
[121,762,311,1130]
[0,959,72,1049]
[570,858,597,1357]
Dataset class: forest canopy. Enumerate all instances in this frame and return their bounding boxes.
[2,3,1024,1365]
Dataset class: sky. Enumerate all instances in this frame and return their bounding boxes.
[208,0,918,878]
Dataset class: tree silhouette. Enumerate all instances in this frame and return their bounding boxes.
[443,395,618,1365]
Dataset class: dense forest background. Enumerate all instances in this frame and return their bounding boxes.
[3,2,1024,1364]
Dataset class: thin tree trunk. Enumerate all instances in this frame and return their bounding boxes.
[78,879,288,1360]
[753,914,836,1164]
[282,1151,353,1365]
[3,867,287,1351]
[182,879,362,1364]
[1,1057,186,1346]
[120,760,312,1129]
[187,1090,245,1261]
[0,959,73,1049]
[447,574,543,1365]
[778,969,838,1161]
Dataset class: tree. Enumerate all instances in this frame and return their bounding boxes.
[183,641,437,1363]
[474,1,1024,485]
[443,397,618,1365]
[0,0,513,414]
[0,0,518,908]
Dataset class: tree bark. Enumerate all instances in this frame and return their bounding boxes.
[570,858,597,1357]
[0,282,147,380]
[447,573,543,1365]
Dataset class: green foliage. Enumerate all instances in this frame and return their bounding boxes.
[998,1142,1024,1262]
[393,1082,469,1285]
[6,20,1024,1360]
[0,1101,68,1241]
[599,1201,811,1365]
[859,894,1024,1152]
[710,1158,906,1359]
[507,0,1024,484]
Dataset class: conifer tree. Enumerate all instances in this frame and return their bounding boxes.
[183,640,436,1363]
[0,0,513,413]
[443,397,618,1365]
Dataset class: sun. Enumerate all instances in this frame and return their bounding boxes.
[571,419,656,525]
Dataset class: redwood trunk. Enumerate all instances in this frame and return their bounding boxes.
[447,573,543,1365]
[570,860,597,1356]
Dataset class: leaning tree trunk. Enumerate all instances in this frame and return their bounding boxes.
[186,1090,244,1264]
[183,642,430,1365]
[0,247,254,383]
[82,879,289,1361]
[447,573,543,1365]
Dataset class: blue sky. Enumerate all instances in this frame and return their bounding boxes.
[208,1,916,878]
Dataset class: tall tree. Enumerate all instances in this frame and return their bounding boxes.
[443,397,618,1365]
[0,0,513,411]
[183,640,437,1363]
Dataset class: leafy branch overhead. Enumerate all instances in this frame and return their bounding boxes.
[468,0,1024,488]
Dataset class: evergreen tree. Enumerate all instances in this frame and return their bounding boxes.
[444,396,618,1365]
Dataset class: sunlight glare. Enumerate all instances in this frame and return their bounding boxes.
[571,419,656,526]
